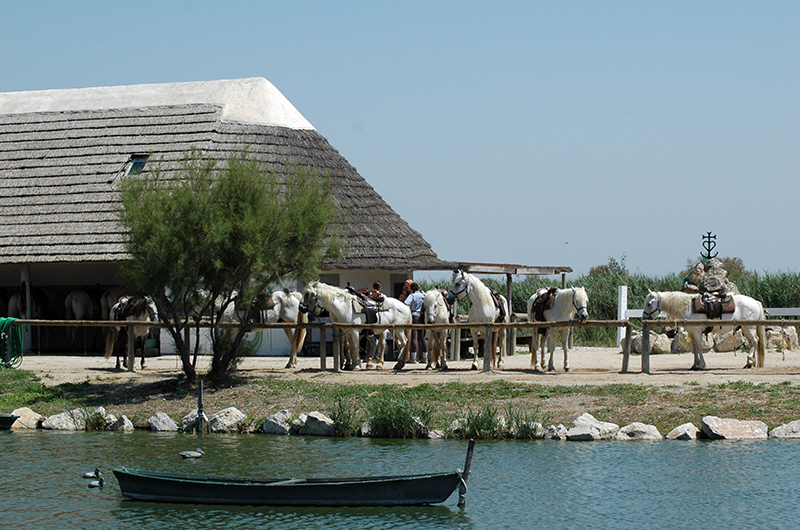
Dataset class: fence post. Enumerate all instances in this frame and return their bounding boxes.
[641,321,650,374]
[319,324,327,370]
[483,325,493,372]
[127,323,135,372]
[333,327,341,373]
[617,285,628,347]
[621,322,632,373]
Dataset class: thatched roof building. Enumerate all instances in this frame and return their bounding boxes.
[0,78,454,291]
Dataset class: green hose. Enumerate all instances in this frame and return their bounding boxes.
[0,318,23,369]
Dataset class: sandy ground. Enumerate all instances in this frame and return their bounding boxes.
[19,346,800,388]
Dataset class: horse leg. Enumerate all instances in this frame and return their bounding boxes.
[531,331,544,372]
[562,328,571,372]
[689,328,704,370]
[494,329,505,370]
[547,329,557,372]
[283,328,296,369]
[742,326,758,369]
[470,329,481,370]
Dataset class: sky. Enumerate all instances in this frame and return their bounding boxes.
[1,2,798,280]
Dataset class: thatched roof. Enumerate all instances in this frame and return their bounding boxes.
[0,78,454,271]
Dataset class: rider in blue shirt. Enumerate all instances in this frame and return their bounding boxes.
[404,282,428,363]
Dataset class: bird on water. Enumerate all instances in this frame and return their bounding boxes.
[180,448,205,459]
[82,468,101,479]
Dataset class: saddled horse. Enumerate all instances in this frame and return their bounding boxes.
[65,289,99,351]
[527,287,589,372]
[104,296,158,370]
[263,291,308,369]
[448,270,509,370]
[302,281,411,371]
[422,289,454,370]
[100,287,125,324]
[642,290,767,370]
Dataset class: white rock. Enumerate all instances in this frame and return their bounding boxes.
[298,411,336,436]
[263,410,292,435]
[180,409,210,432]
[543,424,567,440]
[209,407,246,433]
[148,412,178,432]
[769,419,800,438]
[566,413,619,441]
[41,407,102,430]
[666,422,701,440]
[701,416,768,440]
[616,422,662,440]
[108,415,134,431]
[10,407,42,429]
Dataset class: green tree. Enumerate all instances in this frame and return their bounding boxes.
[118,150,343,383]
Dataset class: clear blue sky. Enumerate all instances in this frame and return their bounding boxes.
[2,2,798,279]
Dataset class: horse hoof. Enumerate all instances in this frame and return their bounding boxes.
[392,362,405,371]
[564,367,572,373]
[470,364,479,371]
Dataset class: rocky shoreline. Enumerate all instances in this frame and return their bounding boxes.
[8,404,800,442]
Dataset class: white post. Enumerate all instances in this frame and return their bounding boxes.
[617,285,628,347]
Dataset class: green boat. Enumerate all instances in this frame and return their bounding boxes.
[114,440,475,507]
[0,414,18,430]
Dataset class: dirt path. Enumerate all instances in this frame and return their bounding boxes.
[21,346,800,388]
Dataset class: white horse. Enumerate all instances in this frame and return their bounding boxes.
[527,287,589,372]
[263,291,308,369]
[65,289,99,351]
[448,270,509,370]
[422,289,452,370]
[642,290,767,370]
[302,281,411,370]
[104,296,159,370]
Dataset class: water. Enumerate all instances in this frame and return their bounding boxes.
[1,431,799,529]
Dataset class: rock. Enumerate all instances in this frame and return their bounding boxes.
[41,407,103,430]
[291,414,307,435]
[766,327,799,351]
[632,331,671,353]
[103,414,118,430]
[769,420,800,438]
[517,421,545,439]
[701,416,768,440]
[543,424,567,440]
[683,258,740,295]
[360,420,372,437]
[616,422,662,440]
[412,416,430,438]
[108,415,134,431]
[666,422,701,440]
[447,418,465,436]
[714,329,745,352]
[566,413,619,441]
[428,429,446,439]
[262,410,292,435]
[148,412,178,432]
[208,407,246,433]
[180,409,210,433]
[11,407,42,429]
[298,411,336,436]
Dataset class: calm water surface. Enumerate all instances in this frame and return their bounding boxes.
[1,430,798,529]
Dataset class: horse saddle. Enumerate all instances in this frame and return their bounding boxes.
[347,287,385,325]
[692,291,735,319]
[531,287,558,323]
[113,296,135,320]
[488,287,507,323]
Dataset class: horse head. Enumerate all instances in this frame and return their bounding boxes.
[449,269,470,301]
[300,282,325,317]
[573,287,589,322]
[642,290,659,320]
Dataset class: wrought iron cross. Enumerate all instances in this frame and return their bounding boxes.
[701,231,718,259]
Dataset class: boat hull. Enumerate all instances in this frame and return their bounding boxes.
[113,467,462,506]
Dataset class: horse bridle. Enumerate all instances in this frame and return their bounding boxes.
[299,292,326,318]
[448,275,469,301]
[571,287,587,314]
[642,293,661,320]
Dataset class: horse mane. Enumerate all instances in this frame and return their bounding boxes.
[311,281,355,305]
[657,291,692,319]
[571,286,588,306]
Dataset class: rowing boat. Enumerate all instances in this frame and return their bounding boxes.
[114,440,475,507]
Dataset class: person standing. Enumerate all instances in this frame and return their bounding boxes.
[403,282,428,363]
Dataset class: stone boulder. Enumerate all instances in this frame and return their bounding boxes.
[543,424,568,440]
[616,422,662,440]
[713,329,745,352]
[566,413,619,441]
[671,331,713,353]
[298,411,336,436]
[666,422,701,440]
[263,410,293,435]
[11,407,42,429]
[701,416,768,440]
[180,409,210,433]
[769,420,800,438]
[42,407,104,431]
[209,407,246,433]
[766,326,799,351]
[632,331,672,354]
[107,415,134,431]
[148,412,178,432]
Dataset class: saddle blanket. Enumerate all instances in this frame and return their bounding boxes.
[692,293,735,319]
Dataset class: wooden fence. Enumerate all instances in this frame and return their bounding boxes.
[5,317,799,375]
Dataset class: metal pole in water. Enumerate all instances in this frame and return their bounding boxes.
[197,380,205,433]
[458,439,476,508]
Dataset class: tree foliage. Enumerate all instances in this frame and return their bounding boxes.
[118,149,343,383]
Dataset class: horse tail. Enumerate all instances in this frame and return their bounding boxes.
[104,328,115,359]
[756,304,767,368]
